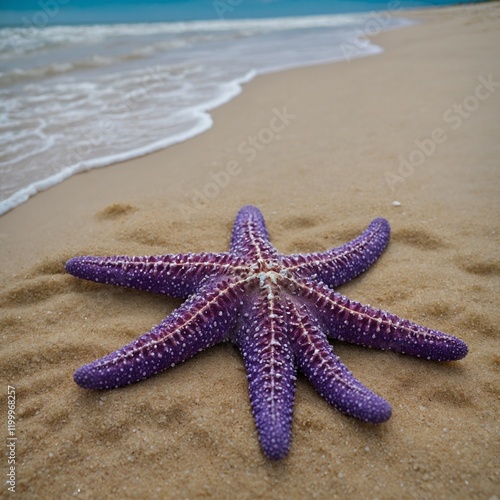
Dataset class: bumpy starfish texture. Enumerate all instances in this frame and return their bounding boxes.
[67,205,467,460]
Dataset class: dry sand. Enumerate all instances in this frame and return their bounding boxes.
[1,3,499,498]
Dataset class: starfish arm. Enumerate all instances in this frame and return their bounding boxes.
[286,299,391,423]
[67,205,469,461]
[294,279,468,361]
[74,278,246,390]
[230,205,279,261]
[235,288,296,460]
[282,218,390,288]
[66,252,239,298]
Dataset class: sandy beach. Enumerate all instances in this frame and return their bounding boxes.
[1,3,499,498]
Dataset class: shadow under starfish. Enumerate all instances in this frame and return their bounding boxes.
[66,205,468,460]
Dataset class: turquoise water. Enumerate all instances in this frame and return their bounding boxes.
[1,0,483,25]
[0,1,484,214]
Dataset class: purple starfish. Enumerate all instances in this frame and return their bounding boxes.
[66,205,467,460]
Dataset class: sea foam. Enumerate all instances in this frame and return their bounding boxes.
[0,14,413,215]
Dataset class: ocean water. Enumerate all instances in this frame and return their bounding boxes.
[0,1,482,215]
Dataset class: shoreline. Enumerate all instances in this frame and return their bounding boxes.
[0,10,407,218]
[0,3,491,219]
[2,3,498,270]
[0,3,499,498]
